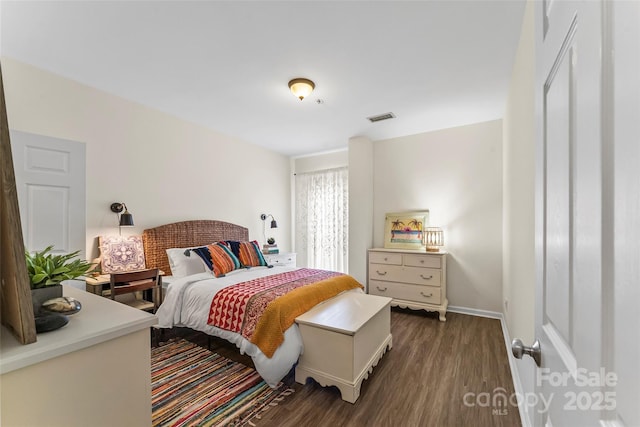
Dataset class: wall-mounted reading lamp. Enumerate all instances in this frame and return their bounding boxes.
[260,213,278,229]
[260,213,278,243]
[111,202,134,234]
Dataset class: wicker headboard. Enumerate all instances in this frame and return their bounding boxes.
[142,220,249,275]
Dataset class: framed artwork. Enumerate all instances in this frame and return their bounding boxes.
[383,211,429,250]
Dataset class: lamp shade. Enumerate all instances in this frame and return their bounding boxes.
[119,210,134,227]
[111,202,134,227]
[260,213,278,228]
[288,78,315,101]
[424,227,444,252]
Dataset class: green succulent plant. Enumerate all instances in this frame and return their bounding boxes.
[25,245,95,289]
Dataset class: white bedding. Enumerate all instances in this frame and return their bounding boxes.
[155,266,305,388]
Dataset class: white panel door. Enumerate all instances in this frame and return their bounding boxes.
[534,0,604,425]
[528,0,640,426]
[11,130,86,258]
[611,2,640,425]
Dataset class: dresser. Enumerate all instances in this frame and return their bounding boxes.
[263,252,297,267]
[367,248,448,321]
[1,285,157,426]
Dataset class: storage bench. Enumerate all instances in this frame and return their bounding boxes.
[294,291,393,403]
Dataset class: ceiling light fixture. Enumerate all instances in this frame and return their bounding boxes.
[288,78,315,101]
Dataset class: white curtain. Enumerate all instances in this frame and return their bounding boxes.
[295,167,348,272]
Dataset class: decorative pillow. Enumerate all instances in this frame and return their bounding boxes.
[166,247,208,277]
[236,240,268,267]
[191,242,241,277]
[222,240,242,259]
[189,246,214,271]
[99,235,146,273]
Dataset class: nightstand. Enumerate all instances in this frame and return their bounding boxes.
[263,252,297,267]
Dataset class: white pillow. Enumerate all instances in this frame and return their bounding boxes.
[166,247,208,277]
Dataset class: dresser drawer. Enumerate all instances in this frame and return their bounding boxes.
[264,252,296,267]
[403,253,441,269]
[368,252,402,265]
[369,264,441,286]
[369,280,441,305]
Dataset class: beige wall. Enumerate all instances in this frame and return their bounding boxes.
[503,2,535,422]
[503,0,535,345]
[348,136,374,285]
[292,149,348,175]
[2,58,291,259]
[372,120,504,312]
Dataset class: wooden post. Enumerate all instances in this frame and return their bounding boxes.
[0,62,37,344]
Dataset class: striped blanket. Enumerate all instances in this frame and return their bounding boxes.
[208,268,363,357]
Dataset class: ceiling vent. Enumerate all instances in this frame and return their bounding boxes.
[367,112,396,123]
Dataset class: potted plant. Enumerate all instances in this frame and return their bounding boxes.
[26,245,94,314]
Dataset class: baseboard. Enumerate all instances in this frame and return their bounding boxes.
[448,305,531,427]
[499,316,532,427]
[447,305,502,319]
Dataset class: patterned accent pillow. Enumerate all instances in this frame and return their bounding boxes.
[236,240,268,267]
[99,235,146,273]
[223,240,242,259]
[191,242,241,277]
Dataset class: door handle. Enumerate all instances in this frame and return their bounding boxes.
[511,338,541,367]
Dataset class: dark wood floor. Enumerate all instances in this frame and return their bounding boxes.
[158,308,521,427]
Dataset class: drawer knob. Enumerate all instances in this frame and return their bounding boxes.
[376,270,387,276]
[384,257,388,261]
[420,259,424,263]
[420,274,433,280]
[376,286,388,292]
[420,291,433,298]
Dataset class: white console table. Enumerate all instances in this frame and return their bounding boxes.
[0,285,157,426]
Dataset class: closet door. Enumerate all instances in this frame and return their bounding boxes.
[11,130,86,257]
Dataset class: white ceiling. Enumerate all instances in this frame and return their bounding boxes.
[1,0,526,157]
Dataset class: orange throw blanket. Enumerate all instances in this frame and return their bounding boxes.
[250,274,363,358]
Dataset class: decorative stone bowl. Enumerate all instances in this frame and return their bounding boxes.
[41,296,82,315]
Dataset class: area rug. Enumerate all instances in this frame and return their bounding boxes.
[151,339,293,426]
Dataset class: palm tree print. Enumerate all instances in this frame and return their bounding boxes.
[391,219,405,239]
[407,219,423,230]
[391,220,405,230]
[407,219,423,239]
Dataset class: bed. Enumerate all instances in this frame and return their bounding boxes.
[143,220,362,387]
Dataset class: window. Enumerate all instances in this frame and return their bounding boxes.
[295,167,348,272]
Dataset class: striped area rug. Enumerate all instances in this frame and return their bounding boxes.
[151,339,293,426]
